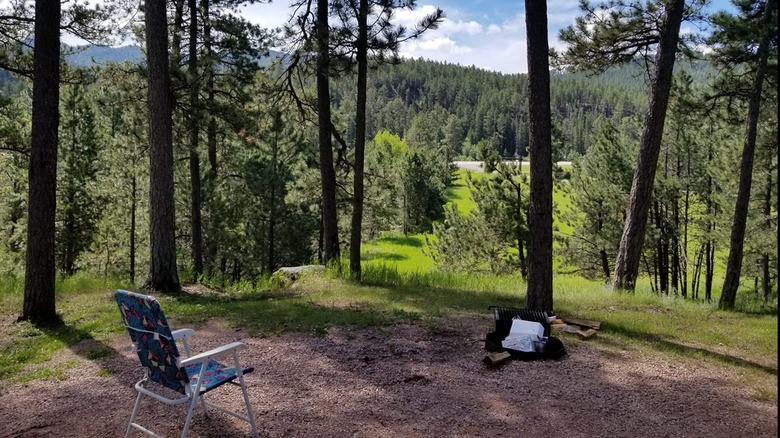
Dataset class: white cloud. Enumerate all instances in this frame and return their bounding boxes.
[392,4,442,29]
[241,1,297,31]
[237,1,577,74]
[680,26,695,35]
[547,0,582,26]
[441,19,483,35]
[406,37,473,54]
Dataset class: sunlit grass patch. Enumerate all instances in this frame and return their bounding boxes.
[551,275,778,376]
[362,232,435,273]
[0,274,126,384]
[446,169,479,214]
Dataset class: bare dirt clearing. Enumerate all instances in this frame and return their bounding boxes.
[0,316,776,438]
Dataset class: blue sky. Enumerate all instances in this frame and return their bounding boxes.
[241,0,738,74]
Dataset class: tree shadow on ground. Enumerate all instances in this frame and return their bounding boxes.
[603,321,778,375]
[375,235,424,247]
[164,281,523,337]
[41,322,119,362]
[362,251,408,262]
[1,312,776,437]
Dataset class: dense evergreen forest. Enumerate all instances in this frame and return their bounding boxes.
[0,0,776,324]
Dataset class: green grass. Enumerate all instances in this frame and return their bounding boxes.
[446,169,574,235]
[0,275,128,383]
[445,169,480,214]
[362,233,435,273]
[0,270,776,401]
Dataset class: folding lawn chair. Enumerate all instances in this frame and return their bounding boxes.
[115,289,258,438]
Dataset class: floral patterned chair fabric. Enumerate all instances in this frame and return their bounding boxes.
[115,290,189,394]
[114,290,259,438]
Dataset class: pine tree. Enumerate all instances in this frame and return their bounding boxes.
[525,0,554,311]
[57,85,103,276]
[556,0,695,291]
[144,0,180,292]
[21,0,61,324]
[716,0,777,309]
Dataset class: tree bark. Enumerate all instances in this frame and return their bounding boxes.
[350,0,368,280]
[144,0,180,292]
[268,113,280,274]
[188,0,203,280]
[130,169,137,286]
[524,0,553,311]
[705,240,714,302]
[21,0,61,324]
[704,142,714,302]
[515,164,527,279]
[612,0,685,291]
[171,0,185,87]
[317,0,340,266]
[672,175,680,296]
[600,249,610,281]
[761,158,772,298]
[720,0,776,309]
[682,152,690,298]
[202,0,219,274]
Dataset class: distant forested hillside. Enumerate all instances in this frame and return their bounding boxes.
[331,58,711,160]
[0,45,712,162]
[64,44,143,66]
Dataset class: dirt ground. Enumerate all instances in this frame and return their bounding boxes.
[0,316,776,438]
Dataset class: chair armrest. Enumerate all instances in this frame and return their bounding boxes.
[180,342,247,367]
[172,328,196,340]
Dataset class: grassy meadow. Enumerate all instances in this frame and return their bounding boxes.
[0,165,776,402]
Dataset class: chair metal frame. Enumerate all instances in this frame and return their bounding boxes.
[115,290,259,438]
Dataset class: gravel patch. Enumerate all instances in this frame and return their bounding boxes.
[0,316,775,437]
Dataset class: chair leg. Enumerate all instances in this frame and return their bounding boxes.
[232,351,259,438]
[181,396,199,438]
[199,394,210,417]
[237,373,259,438]
[126,391,144,438]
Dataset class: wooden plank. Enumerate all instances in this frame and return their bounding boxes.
[562,317,601,330]
[483,351,512,367]
[552,324,580,334]
[576,328,598,339]
[551,318,565,325]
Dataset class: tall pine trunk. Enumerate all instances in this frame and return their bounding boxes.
[202,0,219,274]
[21,0,61,324]
[704,142,715,302]
[268,117,280,274]
[349,0,368,280]
[188,0,203,280]
[144,0,180,292]
[720,0,776,309]
[524,0,553,311]
[317,0,340,266]
[130,168,137,286]
[682,152,690,298]
[612,0,685,291]
[761,162,772,298]
[515,177,528,280]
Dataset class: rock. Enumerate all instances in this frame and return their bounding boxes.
[271,265,326,285]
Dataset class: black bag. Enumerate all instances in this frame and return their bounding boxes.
[484,331,566,360]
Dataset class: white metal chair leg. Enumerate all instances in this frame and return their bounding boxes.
[199,394,210,417]
[234,351,259,438]
[180,396,199,438]
[126,391,144,438]
[239,379,259,438]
